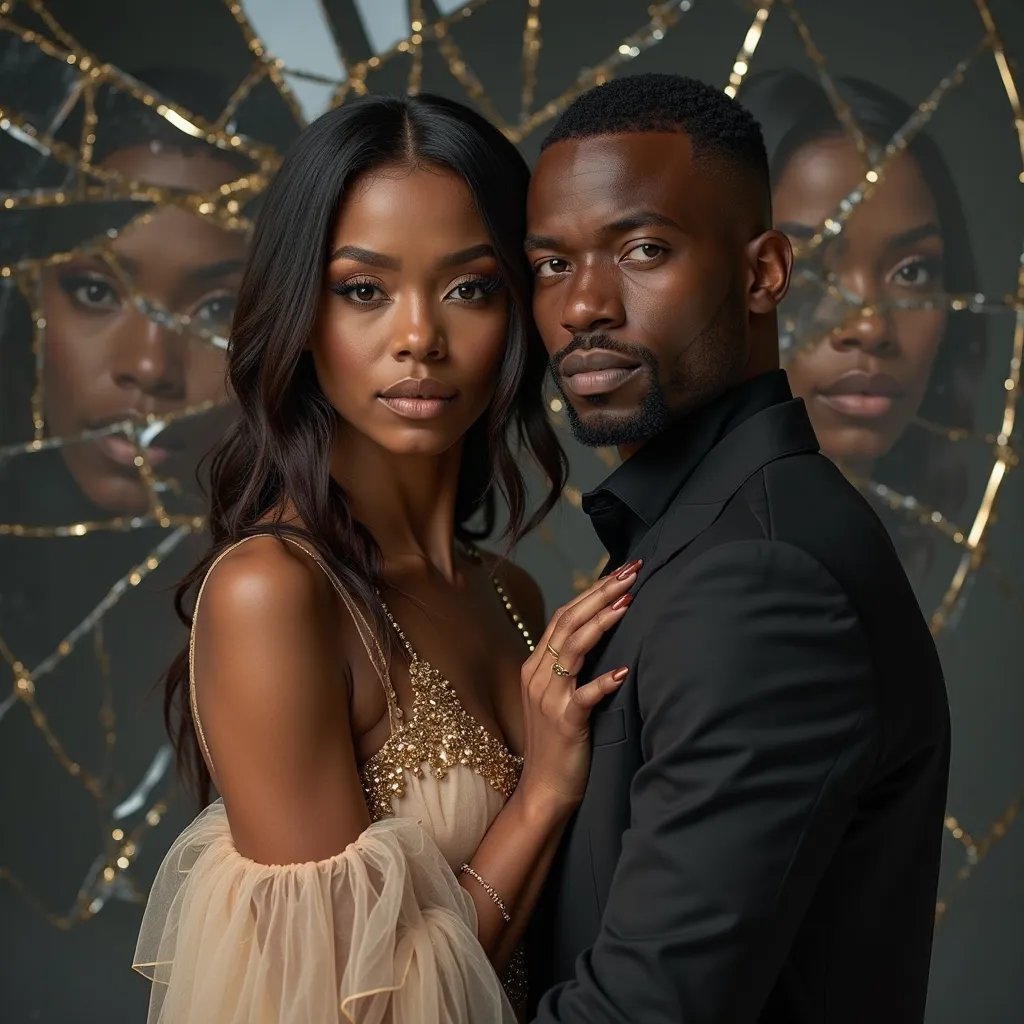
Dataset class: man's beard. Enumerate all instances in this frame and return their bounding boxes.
[548,283,746,449]
[549,335,669,448]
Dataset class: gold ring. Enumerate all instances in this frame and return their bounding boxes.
[546,643,560,659]
[552,660,573,678]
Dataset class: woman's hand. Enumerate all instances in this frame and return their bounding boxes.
[517,559,641,817]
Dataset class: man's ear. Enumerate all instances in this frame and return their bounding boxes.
[746,229,792,314]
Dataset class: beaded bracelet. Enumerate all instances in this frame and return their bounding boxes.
[459,863,512,923]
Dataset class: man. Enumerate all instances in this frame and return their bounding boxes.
[525,74,948,1023]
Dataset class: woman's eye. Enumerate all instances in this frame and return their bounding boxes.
[333,280,385,304]
[535,258,569,278]
[351,283,380,302]
[892,260,929,286]
[624,243,664,262]
[446,278,499,303]
[192,294,236,328]
[889,256,941,290]
[62,275,120,311]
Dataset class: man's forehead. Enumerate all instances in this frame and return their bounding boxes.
[528,132,699,226]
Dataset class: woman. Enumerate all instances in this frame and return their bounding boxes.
[133,93,636,1023]
[739,70,985,576]
[2,69,249,528]
[38,70,252,516]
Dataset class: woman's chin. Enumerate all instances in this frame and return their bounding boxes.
[816,430,895,480]
[82,480,153,516]
[366,422,467,459]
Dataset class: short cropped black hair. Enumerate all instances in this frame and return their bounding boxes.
[541,73,769,190]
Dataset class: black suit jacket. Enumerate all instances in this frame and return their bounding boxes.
[528,372,949,1023]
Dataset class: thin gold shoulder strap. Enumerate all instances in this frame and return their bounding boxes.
[463,541,537,654]
[189,534,399,776]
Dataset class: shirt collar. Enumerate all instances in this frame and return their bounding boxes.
[581,370,793,563]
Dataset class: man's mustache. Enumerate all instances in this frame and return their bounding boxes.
[549,333,658,373]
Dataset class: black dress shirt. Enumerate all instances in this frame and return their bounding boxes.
[582,370,795,569]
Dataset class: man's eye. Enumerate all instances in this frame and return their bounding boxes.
[536,258,570,278]
[624,243,664,262]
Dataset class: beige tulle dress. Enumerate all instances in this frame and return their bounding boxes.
[133,536,532,1023]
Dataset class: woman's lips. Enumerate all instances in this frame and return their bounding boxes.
[816,370,904,420]
[378,396,455,420]
[95,433,170,467]
[815,393,895,418]
[378,376,458,419]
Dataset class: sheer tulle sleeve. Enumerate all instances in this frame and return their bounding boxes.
[133,800,515,1023]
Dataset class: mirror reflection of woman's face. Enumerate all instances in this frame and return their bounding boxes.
[773,136,947,476]
[41,144,246,514]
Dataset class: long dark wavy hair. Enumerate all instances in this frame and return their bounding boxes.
[739,70,986,575]
[164,94,567,804]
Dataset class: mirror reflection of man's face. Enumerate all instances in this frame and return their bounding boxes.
[41,143,247,513]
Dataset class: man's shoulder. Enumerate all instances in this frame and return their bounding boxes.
[756,452,901,567]
[656,448,910,603]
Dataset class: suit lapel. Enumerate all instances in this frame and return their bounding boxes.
[644,398,818,577]
[581,516,667,680]
[580,398,818,683]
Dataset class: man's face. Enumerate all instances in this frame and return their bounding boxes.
[527,132,770,450]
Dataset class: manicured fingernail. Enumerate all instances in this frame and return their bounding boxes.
[616,559,642,580]
[611,594,632,611]
[612,667,629,681]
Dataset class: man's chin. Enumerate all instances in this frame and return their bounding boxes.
[564,403,668,449]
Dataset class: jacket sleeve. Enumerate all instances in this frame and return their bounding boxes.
[532,539,878,1023]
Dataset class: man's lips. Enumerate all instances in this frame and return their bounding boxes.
[816,370,905,420]
[564,367,641,397]
[560,349,641,398]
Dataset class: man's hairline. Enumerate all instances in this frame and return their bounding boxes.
[535,127,772,228]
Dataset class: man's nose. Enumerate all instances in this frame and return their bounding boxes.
[559,265,627,337]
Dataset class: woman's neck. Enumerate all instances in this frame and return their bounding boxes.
[329,425,465,583]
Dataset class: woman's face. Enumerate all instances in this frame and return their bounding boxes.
[315,164,509,459]
[774,136,946,474]
[41,144,245,513]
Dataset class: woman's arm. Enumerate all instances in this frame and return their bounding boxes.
[192,537,371,862]
[460,562,640,970]
[478,561,562,968]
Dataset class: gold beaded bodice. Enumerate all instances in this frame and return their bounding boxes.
[188,535,535,827]
[360,547,535,822]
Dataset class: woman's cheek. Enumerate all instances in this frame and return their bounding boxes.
[897,309,946,406]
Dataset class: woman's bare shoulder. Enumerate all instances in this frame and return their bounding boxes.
[193,536,344,706]
[200,535,333,621]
